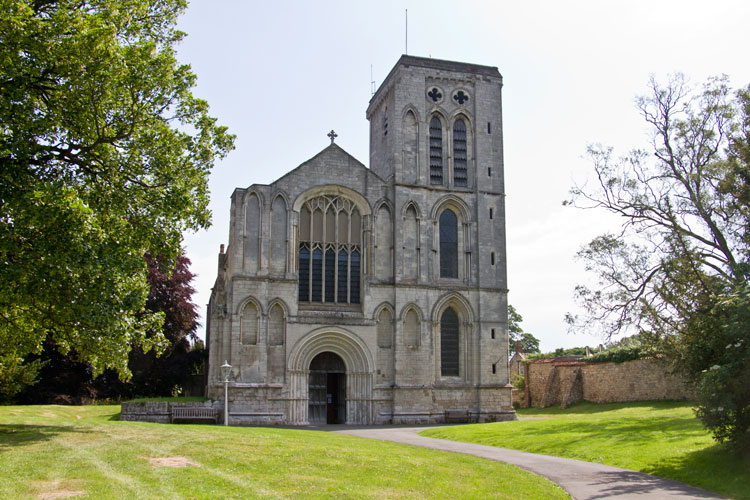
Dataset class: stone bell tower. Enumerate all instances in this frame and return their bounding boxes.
[365,56,511,422]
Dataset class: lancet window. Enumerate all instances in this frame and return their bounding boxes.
[453,118,468,186]
[440,307,459,376]
[298,195,362,305]
[429,116,443,185]
[439,209,458,278]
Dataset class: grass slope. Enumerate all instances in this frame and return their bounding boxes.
[421,401,750,500]
[0,405,569,500]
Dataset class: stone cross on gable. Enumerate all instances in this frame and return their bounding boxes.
[328,130,338,144]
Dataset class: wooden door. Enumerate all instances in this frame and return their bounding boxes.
[308,352,346,424]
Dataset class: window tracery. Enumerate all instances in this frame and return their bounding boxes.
[298,195,362,305]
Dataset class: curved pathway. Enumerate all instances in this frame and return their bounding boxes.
[322,425,727,500]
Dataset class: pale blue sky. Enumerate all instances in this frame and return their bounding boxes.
[177,0,750,351]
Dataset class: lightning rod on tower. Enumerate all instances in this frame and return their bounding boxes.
[405,9,408,54]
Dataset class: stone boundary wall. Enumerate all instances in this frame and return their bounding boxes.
[524,358,694,408]
[120,401,220,424]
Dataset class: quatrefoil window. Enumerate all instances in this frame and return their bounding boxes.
[453,90,470,105]
[427,86,443,103]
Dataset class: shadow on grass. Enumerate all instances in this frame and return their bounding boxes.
[643,444,750,500]
[585,469,727,500]
[436,414,712,464]
[518,400,694,416]
[516,415,705,438]
[460,414,706,450]
[0,424,92,451]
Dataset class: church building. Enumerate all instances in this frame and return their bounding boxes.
[206,55,515,425]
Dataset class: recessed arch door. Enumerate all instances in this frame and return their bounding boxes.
[308,352,347,424]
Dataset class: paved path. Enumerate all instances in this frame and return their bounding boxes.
[316,425,727,500]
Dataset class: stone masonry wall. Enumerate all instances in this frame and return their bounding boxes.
[120,401,220,424]
[120,401,170,423]
[205,56,516,425]
[525,358,694,408]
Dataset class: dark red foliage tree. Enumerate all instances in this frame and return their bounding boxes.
[17,253,205,402]
[127,253,204,397]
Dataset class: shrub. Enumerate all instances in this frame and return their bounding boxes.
[690,285,750,454]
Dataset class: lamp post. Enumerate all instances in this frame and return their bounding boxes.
[220,360,231,426]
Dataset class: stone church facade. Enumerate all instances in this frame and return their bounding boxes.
[206,55,515,425]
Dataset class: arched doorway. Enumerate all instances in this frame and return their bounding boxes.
[308,352,346,424]
[287,327,373,425]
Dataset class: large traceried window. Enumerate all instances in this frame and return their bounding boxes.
[453,118,468,187]
[429,116,443,185]
[440,307,459,376]
[298,195,362,305]
[439,209,458,278]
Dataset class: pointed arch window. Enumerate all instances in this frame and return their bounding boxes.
[268,304,285,346]
[429,116,443,185]
[298,195,362,305]
[404,308,421,347]
[270,196,288,274]
[240,302,259,346]
[377,308,393,348]
[453,118,468,186]
[441,307,459,376]
[439,209,458,278]
[244,194,261,271]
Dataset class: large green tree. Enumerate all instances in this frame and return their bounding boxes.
[16,252,205,403]
[508,304,541,353]
[568,75,750,451]
[0,0,234,393]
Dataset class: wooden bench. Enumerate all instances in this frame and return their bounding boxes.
[170,406,219,424]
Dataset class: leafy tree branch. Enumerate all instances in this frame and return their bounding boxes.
[568,74,750,451]
[0,0,234,394]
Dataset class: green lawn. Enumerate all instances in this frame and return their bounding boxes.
[0,405,569,500]
[421,401,750,500]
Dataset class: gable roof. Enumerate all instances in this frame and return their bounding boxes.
[270,142,385,186]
